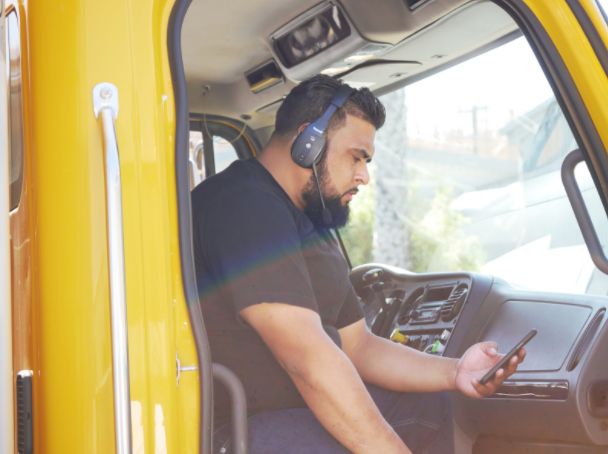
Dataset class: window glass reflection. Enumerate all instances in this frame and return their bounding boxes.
[6,11,24,211]
[340,37,608,296]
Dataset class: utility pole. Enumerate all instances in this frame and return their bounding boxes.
[459,105,488,155]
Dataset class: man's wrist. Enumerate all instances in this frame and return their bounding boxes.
[446,358,459,391]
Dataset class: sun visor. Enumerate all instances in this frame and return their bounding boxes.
[339,61,421,89]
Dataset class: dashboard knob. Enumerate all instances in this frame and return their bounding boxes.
[390,329,408,345]
[362,268,384,285]
[440,329,450,344]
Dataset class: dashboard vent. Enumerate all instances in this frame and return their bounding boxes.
[441,286,468,321]
[245,60,284,94]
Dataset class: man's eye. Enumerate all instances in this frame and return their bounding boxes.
[353,157,361,163]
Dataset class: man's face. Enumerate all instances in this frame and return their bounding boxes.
[302,114,376,229]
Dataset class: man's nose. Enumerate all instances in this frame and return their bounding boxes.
[355,163,370,186]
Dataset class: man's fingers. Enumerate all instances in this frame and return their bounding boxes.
[471,378,485,397]
[518,347,527,362]
[476,368,506,397]
[489,368,506,389]
[504,348,526,377]
[471,378,494,397]
[479,341,499,357]
[504,355,519,376]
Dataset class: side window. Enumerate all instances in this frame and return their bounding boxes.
[341,35,608,296]
[213,137,239,173]
[6,11,24,211]
[189,131,203,189]
[189,121,249,189]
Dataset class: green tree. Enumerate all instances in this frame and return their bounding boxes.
[408,185,485,273]
[341,169,485,273]
[340,175,375,266]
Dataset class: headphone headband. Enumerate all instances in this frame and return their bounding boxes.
[331,85,355,107]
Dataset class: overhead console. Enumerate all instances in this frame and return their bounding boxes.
[350,263,608,451]
[269,1,393,80]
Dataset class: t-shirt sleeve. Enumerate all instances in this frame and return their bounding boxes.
[196,190,318,316]
[335,284,365,330]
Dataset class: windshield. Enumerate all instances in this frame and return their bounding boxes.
[340,36,608,296]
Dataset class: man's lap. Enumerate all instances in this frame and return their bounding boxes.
[213,384,454,454]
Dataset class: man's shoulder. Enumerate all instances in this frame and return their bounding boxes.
[191,159,292,218]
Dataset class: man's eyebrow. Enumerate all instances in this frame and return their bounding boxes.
[352,148,372,162]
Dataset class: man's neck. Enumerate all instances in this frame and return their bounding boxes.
[257,137,308,211]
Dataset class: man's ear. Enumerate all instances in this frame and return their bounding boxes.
[297,123,310,136]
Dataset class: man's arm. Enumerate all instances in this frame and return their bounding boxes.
[240,303,411,454]
[340,319,525,397]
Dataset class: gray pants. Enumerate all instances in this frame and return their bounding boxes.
[213,384,454,454]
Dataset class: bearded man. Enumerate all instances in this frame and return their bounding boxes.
[191,74,525,454]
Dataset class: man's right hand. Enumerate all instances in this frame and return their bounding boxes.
[240,302,411,454]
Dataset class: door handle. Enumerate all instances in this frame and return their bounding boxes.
[562,149,608,275]
[93,82,132,454]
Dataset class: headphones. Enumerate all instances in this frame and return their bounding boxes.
[290,85,354,168]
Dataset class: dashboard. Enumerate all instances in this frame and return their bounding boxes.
[350,263,608,452]
[350,264,485,357]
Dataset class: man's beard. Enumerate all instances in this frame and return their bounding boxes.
[301,158,351,230]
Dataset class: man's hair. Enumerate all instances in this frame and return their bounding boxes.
[274,74,386,141]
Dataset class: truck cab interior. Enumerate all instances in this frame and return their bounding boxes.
[174,0,608,452]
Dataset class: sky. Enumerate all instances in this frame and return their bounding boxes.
[399,37,555,139]
[401,1,608,140]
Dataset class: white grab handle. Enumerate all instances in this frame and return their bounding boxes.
[93,82,132,454]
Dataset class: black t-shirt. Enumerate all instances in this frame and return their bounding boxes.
[191,157,364,425]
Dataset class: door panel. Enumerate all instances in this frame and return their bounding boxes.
[24,0,191,452]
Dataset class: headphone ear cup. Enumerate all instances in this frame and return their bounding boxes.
[290,131,310,168]
[291,127,326,169]
[290,132,301,163]
[313,141,328,166]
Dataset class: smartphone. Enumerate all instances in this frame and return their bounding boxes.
[479,329,536,385]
